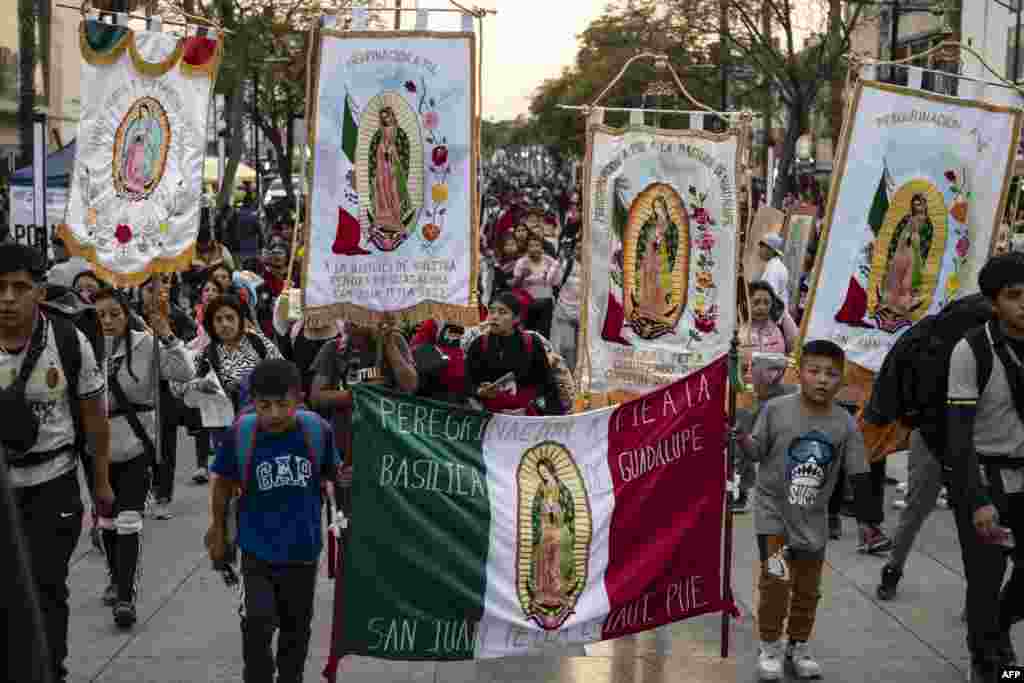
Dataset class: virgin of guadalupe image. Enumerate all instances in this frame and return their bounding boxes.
[120,103,164,196]
[623,184,689,341]
[368,106,412,237]
[528,459,579,627]
[871,192,937,332]
[637,196,676,318]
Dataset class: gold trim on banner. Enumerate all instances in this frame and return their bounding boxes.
[79,21,132,66]
[56,223,197,288]
[128,34,184,78]
[310,301,481,329]
[301,30,480,328]
[577,121,745,402]
[794,79,1024,373]
[180,36,224,79]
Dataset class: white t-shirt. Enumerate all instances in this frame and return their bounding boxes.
[761,257,790,308]
[2,315,105,488]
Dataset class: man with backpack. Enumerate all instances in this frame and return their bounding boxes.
[205,359,340,683]
[0,243,112,682]
[946,253,1024,681]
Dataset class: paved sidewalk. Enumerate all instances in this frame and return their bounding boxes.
[61,437,994,682]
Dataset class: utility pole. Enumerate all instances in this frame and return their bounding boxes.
[889,1,900,82]
[394,0,402,30]
[719,0,729,130]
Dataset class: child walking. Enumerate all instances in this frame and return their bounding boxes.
[738,339,870,680]
[205,359,340,683]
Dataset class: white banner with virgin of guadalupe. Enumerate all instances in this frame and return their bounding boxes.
[60,19,221,286]
[304,30,478,326]
[801,81,1023,372]
[583,124,740,395]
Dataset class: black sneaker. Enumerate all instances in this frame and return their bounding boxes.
[114,601,136,629]
[876,564,902,601]
[969,658,998,683]
[999,630,1017,666]
[828,515,842,540]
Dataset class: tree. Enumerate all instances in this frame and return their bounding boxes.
[527,0,729,160]
[159,0,388,209]
[717,0,868,206]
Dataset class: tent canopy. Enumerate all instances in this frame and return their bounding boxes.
[11,141,76,187]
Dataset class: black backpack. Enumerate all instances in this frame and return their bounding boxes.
[40,286,106,456]
[864,293,995,461]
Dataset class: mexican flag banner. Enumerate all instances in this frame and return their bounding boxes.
[327,357,732,671]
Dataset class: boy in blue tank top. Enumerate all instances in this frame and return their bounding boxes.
[205,359,340,683]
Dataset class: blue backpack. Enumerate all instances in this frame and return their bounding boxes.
[231,409,330,496]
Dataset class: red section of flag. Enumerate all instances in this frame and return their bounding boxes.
[601,293,631,346]
[602,357,731,640]
[834,276,875,328]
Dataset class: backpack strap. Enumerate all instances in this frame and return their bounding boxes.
[522,329,533,355]
[966,324,995,396]
[48,314,84,451]
[294,411,324,473]
[234,414,260,495]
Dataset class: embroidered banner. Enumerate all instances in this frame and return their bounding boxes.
[801,81,1023,372]
[59,20,221,286]
[583,125,740,395]
[304,30,478,326]
[331,358,730,666]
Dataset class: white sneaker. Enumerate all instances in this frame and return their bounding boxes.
[192,467,209,484]
[896,481,908,493]
[757,640,785,681]
[152,502,173,520]
[787,641,822,679]
[892,498,907,510]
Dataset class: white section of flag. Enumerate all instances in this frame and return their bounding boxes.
[474,410,615,659]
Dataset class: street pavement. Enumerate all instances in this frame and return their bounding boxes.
[59,433,1001,682]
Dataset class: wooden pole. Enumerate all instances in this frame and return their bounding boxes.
[721,331,739,658]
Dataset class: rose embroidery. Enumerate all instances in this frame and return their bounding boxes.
[115,224,133,244]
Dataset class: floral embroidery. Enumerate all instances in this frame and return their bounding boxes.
[687,185,720,342]
[942,168,971,302]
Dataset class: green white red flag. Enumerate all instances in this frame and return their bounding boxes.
[324,357,733,675]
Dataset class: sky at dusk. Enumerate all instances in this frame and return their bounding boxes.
[414,0,609,121]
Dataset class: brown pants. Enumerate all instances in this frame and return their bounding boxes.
[757,534,825,643]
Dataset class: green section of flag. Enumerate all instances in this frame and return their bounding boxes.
[342,95,359,163]
[345,385,492,660]
[867,170,889,235]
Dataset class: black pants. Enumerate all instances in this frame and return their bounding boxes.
[954,466,1024,665]
[13,469,84,682]
[151,392,183,503]
[102,455,150,604]
[827,459,886,525]
[241,553,318,683]
[195,430,211,469]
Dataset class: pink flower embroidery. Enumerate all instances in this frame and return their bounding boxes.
[698,233,716,251]
[432,145,449,167]
[944,170,957,183]
[956,237,970,258]
[115,224,133,244]
[693,207,710,225]
[423,111,440,130]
